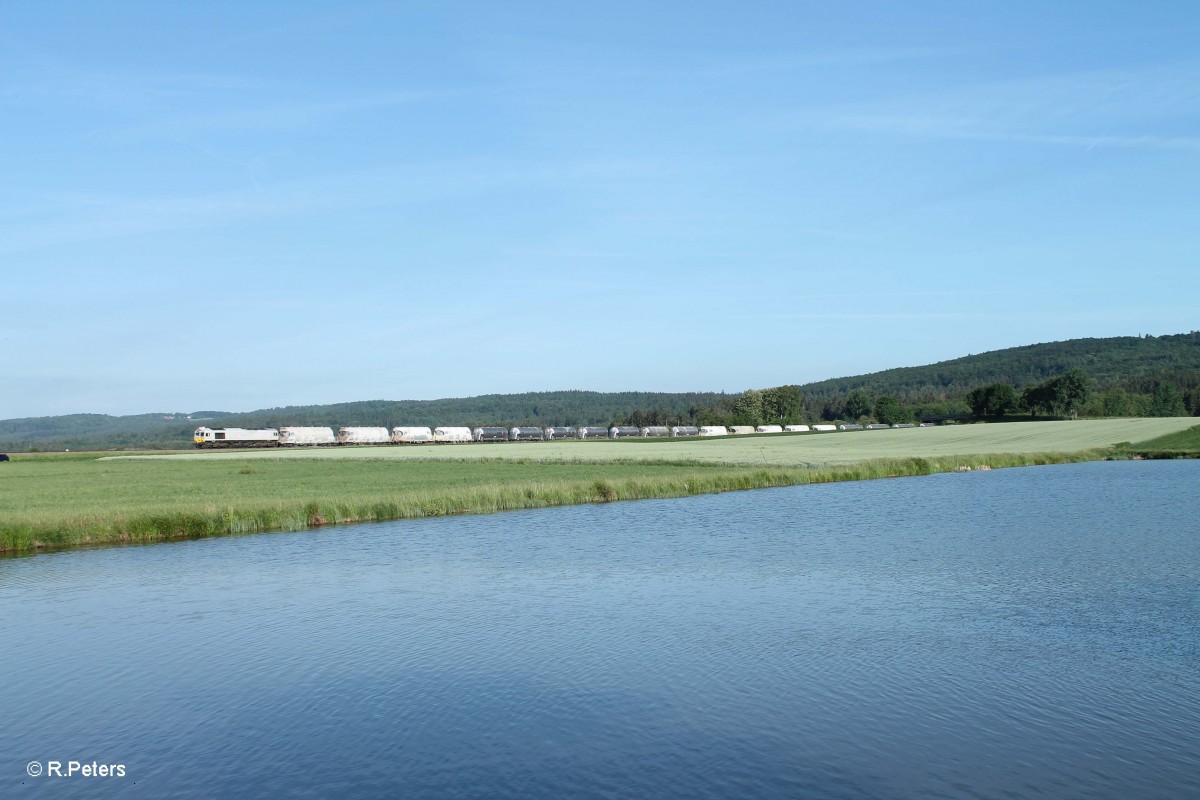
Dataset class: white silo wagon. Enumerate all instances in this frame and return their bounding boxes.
[755,425,784,433]
[609,426,641,438]
[433,426,472,443]
[812,424,837,432]
[510,427,544,441]
[577,427,610,439]
[641,426,670,437]
[278,427,336,446]
[784,425,810,432]
[392,426,433,444]
[338,426,391,445]
[729,426,755,435]
[699,426,728,437]
[671,426,699,437]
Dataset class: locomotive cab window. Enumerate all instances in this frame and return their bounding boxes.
[215,432,225,440]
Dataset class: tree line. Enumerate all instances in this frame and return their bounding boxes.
[967,370,1194,420]
[615,368,1198,430]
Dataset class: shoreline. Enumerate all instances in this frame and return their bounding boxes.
[8,447,1183,557]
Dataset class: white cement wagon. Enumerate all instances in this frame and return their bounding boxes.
[671,426,699,437]
[433,426,472,443]
[838,423,864,431]
[729,426,755,435]
[756,425,784,433]
[640,426,670,437]
[578,426,610,439]
[812,424,837,432]
[338,426,391,445]
[784,425,810,432]
[194,427,280,448]
[392,426,433,443]
[609,426,640,438]
[278,427,336,446]
[699,426,728,437]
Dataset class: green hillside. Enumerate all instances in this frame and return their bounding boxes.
[796,332,1200,402]
[3,333,1198,452]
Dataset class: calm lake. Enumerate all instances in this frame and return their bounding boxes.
[3,460,1198,799]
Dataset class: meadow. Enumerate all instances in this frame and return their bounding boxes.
[1,419,1195,554]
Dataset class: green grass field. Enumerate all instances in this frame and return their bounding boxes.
[2,419,1195,555]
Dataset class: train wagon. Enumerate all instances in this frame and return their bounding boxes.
[473,427,509,442]
[338,426,391,445]
[699,426,728,437]
[577,426,610,439]
[756,425,784,434]
[279,427,336,446]
[640,426,670,437]
[510,427,545,441]
[392,426,433,443]
[433,426,472,443]
[729,426,755,435]
[544,426,577,440]
[838,423,864,431]
[671,426,699,437]
[609,426,640,438]
[784,425,810,432]
[194,427,279,448]
[812,424,837,432]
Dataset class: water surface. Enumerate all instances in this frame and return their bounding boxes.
[3,460,1198,798]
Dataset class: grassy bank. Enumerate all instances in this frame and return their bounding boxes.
[1119,423,1200,458]
[1,449,1111,555]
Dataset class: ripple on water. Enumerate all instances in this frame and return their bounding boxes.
[1,460,1198,799]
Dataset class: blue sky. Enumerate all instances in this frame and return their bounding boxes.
[3,1,1198,418]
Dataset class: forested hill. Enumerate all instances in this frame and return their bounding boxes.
[4,334,1198,452]
[0,391,729,451]
[794,333,1200,402]
[211,391,728,431]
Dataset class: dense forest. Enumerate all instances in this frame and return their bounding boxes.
[653,333,1200,428]
[3,333,1198,451]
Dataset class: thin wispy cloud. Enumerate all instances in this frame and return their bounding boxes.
[810,63,1200,151]
[482,37,964,82]
[91,89,450,141]
[753,312,976,321]
[1,56,284,109]
[0,154,680,254]
[793,288,1116,300]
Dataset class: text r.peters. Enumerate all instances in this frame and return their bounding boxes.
[44,761,126,778]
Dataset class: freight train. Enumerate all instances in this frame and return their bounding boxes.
[192,422,923,448]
